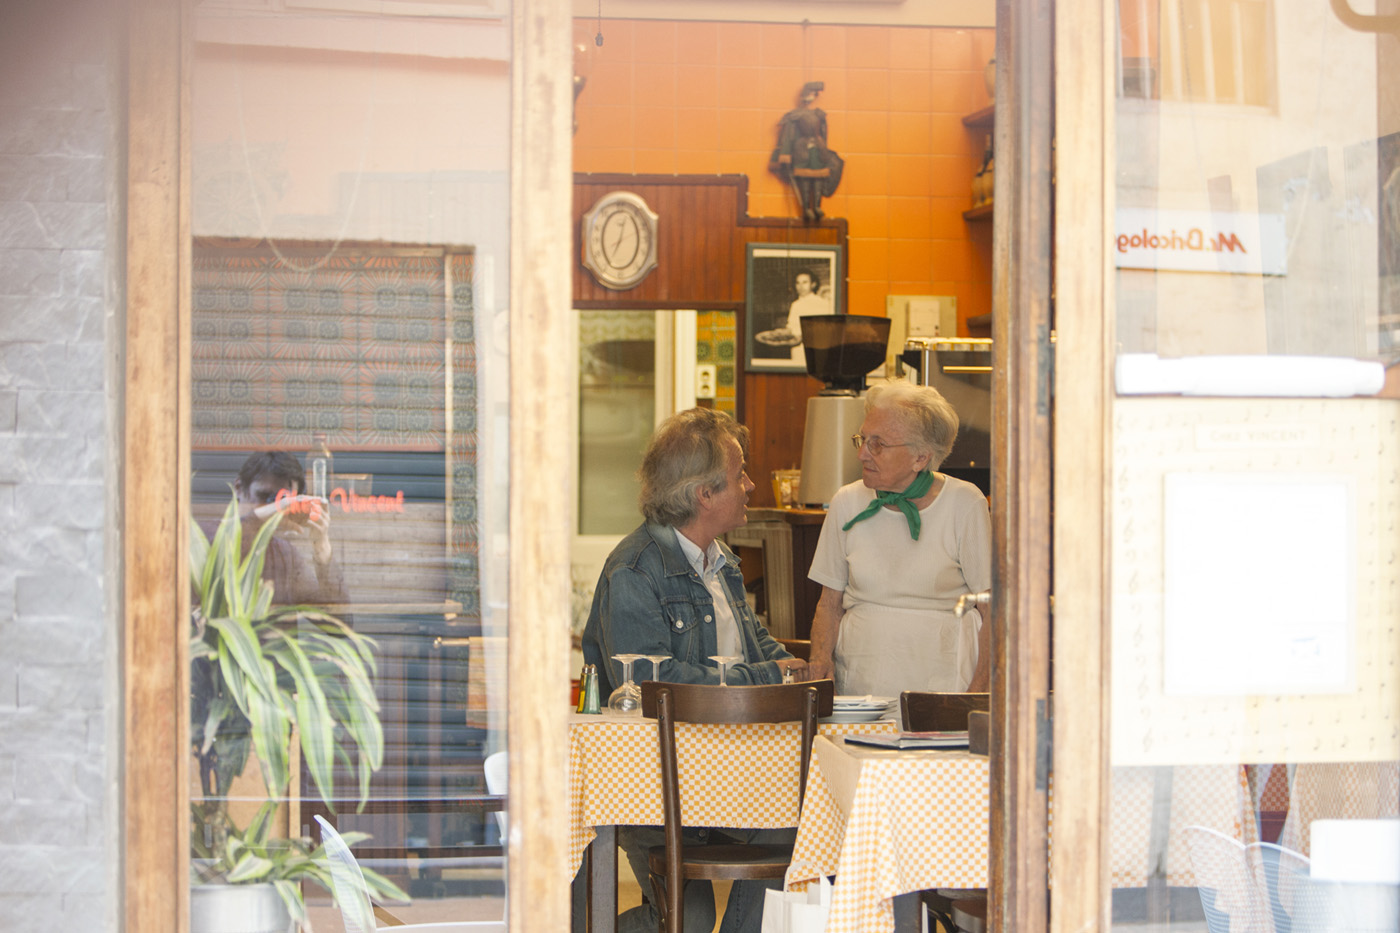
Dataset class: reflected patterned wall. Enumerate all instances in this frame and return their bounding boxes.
[191,243,480,616]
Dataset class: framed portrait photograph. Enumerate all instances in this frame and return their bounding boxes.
[744,243,844,374]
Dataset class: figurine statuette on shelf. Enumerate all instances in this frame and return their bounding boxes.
[769,80,844,223]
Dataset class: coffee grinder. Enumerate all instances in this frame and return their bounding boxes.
[797,314,892,507]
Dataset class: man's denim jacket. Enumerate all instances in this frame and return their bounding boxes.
[582,522,791,695]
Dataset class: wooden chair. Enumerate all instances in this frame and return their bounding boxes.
[776,637,811,661]
[899,692,991,932]
[899,691,990,733]
[640,679,835,933]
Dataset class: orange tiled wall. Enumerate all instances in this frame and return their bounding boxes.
[572,19,997,330]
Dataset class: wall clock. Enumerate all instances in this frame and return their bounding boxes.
[581,191,659,290]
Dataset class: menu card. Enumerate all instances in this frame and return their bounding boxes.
[844,730,969,750]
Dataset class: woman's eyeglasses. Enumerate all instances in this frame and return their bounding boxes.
[850,434,910,455]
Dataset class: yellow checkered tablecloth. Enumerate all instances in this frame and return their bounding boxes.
[786,737,991,933]
[787,738,1261,933]
[566,710,898,879]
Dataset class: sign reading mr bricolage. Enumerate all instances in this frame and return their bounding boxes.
[1115,208,1287,275]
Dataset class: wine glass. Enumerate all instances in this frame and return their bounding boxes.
[643,654,669,684]
[608,654,645,713]
[708,655,742,686]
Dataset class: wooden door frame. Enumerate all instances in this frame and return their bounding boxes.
[1049,0,1114,931]
[124,0,190,929]
[122,1,575,930]
[989,0,1054,928]
[992,0,1113,930]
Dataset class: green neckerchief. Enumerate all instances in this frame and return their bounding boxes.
[841,470,935,541]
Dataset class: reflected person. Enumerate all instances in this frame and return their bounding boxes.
[206,450,349,605]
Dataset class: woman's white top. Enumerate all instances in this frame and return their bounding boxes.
[808,475,992,696]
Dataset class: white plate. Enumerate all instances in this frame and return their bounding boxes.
[821,709,892,724]
[833,695,894,709]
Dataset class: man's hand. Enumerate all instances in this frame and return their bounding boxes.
[253,495,334,566]
[775,657,809,682]
[305,497,333,567]
[805,658,834,682]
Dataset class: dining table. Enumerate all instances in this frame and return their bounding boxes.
[785,735,1258,933]
[566,707,900,933]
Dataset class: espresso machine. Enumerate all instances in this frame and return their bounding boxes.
[901,336,993,495]
[797,314,892,507]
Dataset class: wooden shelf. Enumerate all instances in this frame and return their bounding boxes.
[962,105,995,128]
[963,202,994,221]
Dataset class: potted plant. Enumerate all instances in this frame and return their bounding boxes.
[190,496,407,932]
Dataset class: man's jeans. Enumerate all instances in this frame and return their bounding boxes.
[570,825,796,933]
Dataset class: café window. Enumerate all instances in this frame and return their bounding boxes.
[188,3,513,925]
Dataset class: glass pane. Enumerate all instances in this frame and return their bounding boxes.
[578,311,658,537]
[188,5,510,929]
[1111,1,1398,930]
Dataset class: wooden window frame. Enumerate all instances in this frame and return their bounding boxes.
[122,1,575,930]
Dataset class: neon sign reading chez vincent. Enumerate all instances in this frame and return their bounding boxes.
[1115,208,1286,275]
[276,487,406,514]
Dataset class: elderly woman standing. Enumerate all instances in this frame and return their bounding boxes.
[806,382,992,696]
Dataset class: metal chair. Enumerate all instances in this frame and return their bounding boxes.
[1247,841,1310,933]
[1184,824,1274,933]
[640,679,835,933]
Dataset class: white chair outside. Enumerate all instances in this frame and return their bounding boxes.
[483,750,508,842]
[1184,824,1275,933]
[315,814,505,933]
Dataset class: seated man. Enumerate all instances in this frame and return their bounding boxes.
[209,451,348,606]
[579,407,807,933]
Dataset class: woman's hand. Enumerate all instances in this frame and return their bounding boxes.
[806,586,845,685]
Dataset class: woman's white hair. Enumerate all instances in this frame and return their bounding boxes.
[864,381,959,469]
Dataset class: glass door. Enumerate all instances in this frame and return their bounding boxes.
[1098,1,1400,929]
[186,4,514,928]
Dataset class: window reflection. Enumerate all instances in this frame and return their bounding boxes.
[190,2,510,924]
[1110,2,1398,929]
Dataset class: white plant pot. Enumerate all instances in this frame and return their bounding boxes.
[190,882,295,933]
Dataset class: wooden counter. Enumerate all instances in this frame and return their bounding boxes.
[726,507,828,640]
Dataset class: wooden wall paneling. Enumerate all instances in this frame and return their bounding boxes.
[125,0,189,930]
[1052,0,1114,929]
[511,1,573,929]
[991,0,1055,930]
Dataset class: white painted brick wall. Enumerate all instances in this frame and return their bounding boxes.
[0,1,118,930]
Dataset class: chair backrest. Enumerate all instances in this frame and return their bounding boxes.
[315,814,379,933]
[641,679,834,816]
[900,691,990,732]
[1247,841,1311,932]
[776,638,811,661]
[1184,824,1274,933]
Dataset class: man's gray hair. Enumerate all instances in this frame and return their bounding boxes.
[864,382,959,468]
[638,408,749,527]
